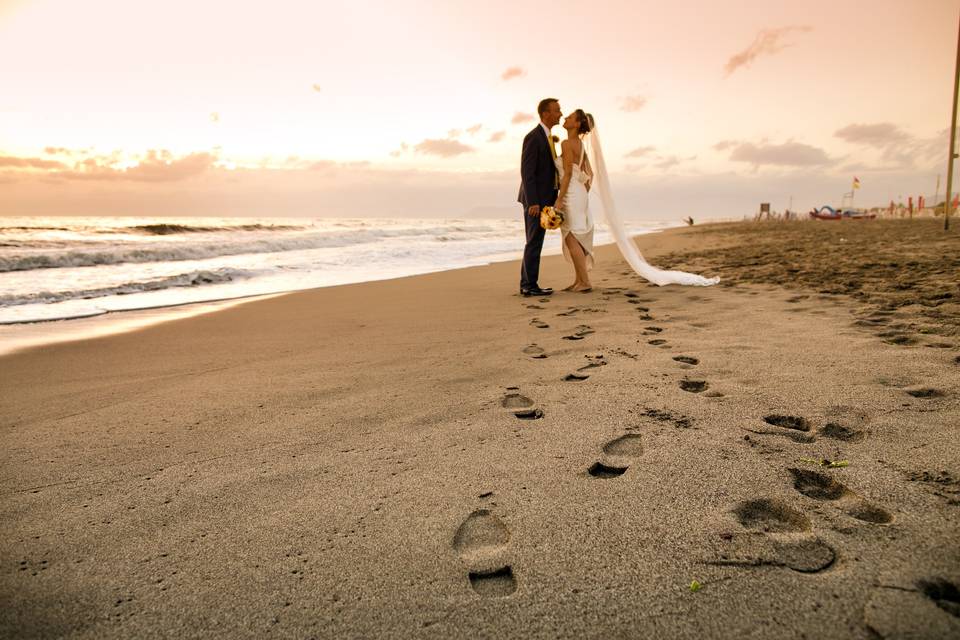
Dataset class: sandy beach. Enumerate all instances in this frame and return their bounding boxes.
[2,219,958,639]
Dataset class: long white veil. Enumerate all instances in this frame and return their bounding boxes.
[586,122,719,287]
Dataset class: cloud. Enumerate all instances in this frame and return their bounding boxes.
[619,95,648,112]
[488,131,506,143]
[0,160,939,220]
[834,123,946,170]
[43,147,74,156]
[625,145,655,158]
[501,66,525,81]
[724,26,812,76]
[311,84,322,92]
[466,124,483,135]
[834,123,910,147]
[511,112,534,125]
[307,160,336,171]
[0,155,67,169]
[447,129,461,139]
[413,139,475,158]
[209,112,220,123]
[4,148,219,182]
[653,156,683,170]
[720,140,832,167]
[72,150,218,182]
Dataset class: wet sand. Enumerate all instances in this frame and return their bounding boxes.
[1,220,958,639]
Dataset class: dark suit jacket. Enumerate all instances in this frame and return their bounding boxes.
[517,124,558,209]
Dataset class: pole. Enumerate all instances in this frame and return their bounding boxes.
[945,11,960,231]
[935,174,941,211]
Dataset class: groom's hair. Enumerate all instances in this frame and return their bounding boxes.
[537,98,558,116]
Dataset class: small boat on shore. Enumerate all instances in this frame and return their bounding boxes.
[809,206,876,220]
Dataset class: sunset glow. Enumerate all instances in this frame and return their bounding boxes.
[0,0,955,218]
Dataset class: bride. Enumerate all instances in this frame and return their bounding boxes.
[556,110,719,288]
[555,109,595,292]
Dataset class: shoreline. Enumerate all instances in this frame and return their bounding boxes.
[0,216,684,329]
[0,225,672,356]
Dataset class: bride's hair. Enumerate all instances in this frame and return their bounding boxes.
[575,109,593,135]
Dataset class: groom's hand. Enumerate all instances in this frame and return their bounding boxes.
[528,205,540,217]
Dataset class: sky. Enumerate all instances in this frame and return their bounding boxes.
[0,0,955,220]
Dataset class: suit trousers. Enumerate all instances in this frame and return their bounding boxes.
[520,201,552,290]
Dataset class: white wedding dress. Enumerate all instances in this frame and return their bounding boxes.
[555,143,594,269]
[585,123,719,287]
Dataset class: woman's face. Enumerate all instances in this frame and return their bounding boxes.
[563,112,580,131]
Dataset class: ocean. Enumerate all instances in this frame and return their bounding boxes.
[0,216,676,326]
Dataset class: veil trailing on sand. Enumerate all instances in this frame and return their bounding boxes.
[586,119,720,287]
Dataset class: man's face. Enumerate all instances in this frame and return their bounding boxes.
[543,101,562,128]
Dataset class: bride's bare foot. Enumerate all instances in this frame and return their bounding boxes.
[572,283,592,293]
[563,283,576,291]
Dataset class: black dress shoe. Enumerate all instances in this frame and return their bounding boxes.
[520,287,554,297]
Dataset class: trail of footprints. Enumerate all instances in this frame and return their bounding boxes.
[466,288,911,600]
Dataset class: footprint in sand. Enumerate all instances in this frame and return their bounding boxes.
[764,415,810,432]
[710,498,836,573]
[588,434,643,478]
[878,331,919,346]
[564,373,589,382]
[563,325,594,340]
[514,409,544,420]
[746,415,815,443]
[648,339,667,346]
[642,326,663,335]
[788,467,893,524]
[522,344,547,359]
[501,390,544,420]
[673,356,699,366]
[732,498,810,533]
[818,422,865,443]
[679,379,709,393]
[453,509,517,597]
[577,354,607,372]
[905,387,945,399]
[529,318,549,329]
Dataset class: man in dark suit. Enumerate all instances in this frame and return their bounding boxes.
[517,97,562,297]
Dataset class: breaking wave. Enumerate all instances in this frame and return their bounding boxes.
[0,268,252,306]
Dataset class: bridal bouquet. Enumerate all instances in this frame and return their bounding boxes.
[540,206,564,230]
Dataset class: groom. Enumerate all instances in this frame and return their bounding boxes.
[517,97,562,297]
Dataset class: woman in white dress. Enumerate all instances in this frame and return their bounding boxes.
[555,108,595,293]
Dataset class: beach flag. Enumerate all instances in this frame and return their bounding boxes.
[852,176,861,189]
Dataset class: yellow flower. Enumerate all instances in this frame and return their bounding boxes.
[540,206,563,230]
